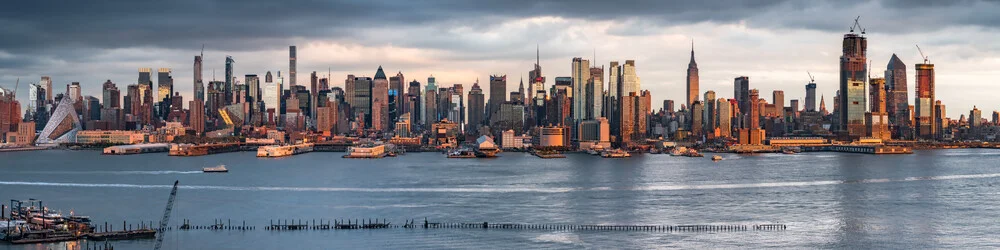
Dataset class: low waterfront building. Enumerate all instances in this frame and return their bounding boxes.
[537,126,565,148]
[767,137,829,146]
[76,130,145,144]
[345,144,386,158]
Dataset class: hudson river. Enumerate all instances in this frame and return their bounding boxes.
[2,149,1000,249]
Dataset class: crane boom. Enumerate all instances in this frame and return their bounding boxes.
[807,71,815,83]
[153,180,179,250]
[916,44,928,63]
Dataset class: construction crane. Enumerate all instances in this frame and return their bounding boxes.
[850,16,866,35]
[916,44,929,63]
[153,180,179,250]
[807,71,815,83]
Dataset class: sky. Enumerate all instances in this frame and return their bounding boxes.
[2,0,1000,119]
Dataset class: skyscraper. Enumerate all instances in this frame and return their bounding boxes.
[588,66,603,119]
[424,77,438,127]
[225,56,235,105]
[571,57,590,123]
[866,77,890,140]
[289,46,297,88]
[885,54,910,139]
[805,80,817,112]
[772,90,784,118]
[40,76,53,104]
[468,80,485,133]
[194,53,204,101]
[102,80,120,109]
[372,66,389,131]
[687,41,699,108]
[138,68,152,103]
[915,60,935,139]
[407,80,421,125]
[620,60,640,99]
[704,91,716,134]
[352,76,373,128]
[717,98,732,138]
[390,72,405,124]
[839,31,867,138]
[734,76,750,115]
[488,75,506,120]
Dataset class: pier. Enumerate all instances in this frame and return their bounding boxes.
[169,143,243,156]
[102,143,171,155]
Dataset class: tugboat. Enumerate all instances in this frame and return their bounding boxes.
[203,165,228,173]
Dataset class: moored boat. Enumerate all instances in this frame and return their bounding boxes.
[203,165,228,173]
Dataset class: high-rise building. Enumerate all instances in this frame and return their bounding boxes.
[189,99,204,135]
[734,76,750,115]
[289,46,296,88]
[424,77,438,128]
[344,75,355,112]
[704,91,716,134]
[407,80,421,125]
[690,101,703,136]
[737,89,765,145]
[390,72,405,124]
[372,66,389,131]
[971,106,983,127]
[262,73,280,123]
[588,66,604,119]
[805,81,817,112]
[102,80,120,109]
[468,80,485,133]
[934,101,946,137]
[488,75,506,121]
[772,90,784,118]
[194,54,204,101]
[352,76,374,128]
[839,31,868,138]
[717,98,732,138]
[225,56,235,105]
[687,41,699,108]
[607,61,621,137]
[664,100,674,113]
[885,54,910,139]
[138,68,152,103]
[68,82,81,102]
[40,76,53,104]
[571,57,590,123]
[620,60,640,97]
[915,61,935,139]
[866,78,890,140]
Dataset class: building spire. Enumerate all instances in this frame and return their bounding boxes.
[688,39,697,67]
[536,43,540,66]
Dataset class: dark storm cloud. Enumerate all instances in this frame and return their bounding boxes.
[7,0,996,53]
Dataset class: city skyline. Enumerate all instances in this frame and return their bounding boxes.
[2,1,1000,119]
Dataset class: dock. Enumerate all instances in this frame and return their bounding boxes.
[169,143,243,156]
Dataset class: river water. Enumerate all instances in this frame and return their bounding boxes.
[1,149,999,249]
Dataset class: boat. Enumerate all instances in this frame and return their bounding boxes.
[446,148,476,158]
[684,148,704,157]
[203,165,228,173]
[586,145,606,155]
[712,155,723,161]
[670,146,688,156]
[601,149,631,158]
[782,149,797,154]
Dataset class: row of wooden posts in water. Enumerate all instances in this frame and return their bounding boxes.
[167,218,786,232]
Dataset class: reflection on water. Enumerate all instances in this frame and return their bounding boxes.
[0,149,997,249]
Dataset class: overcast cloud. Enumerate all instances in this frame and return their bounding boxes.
[2,0,999,117]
